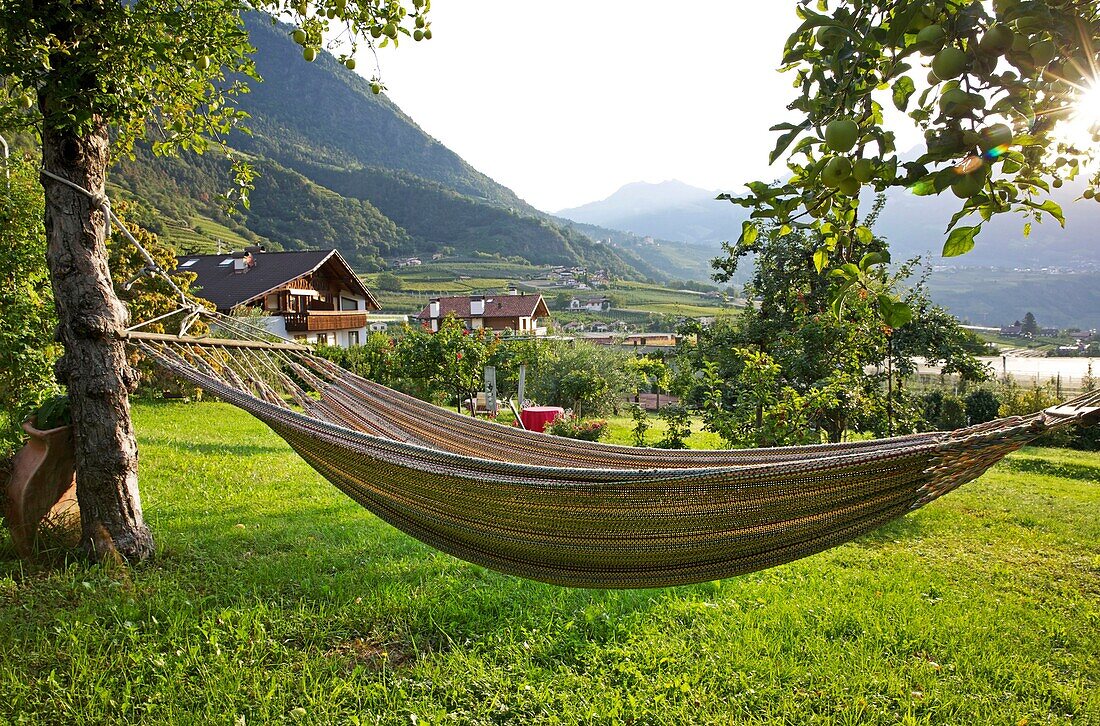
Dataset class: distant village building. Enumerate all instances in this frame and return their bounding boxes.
[416,293,550,336]
[568,297,613,312]
[392,257,422,267]
[178,248,379,348]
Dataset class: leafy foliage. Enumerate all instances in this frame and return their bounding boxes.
[729,0,1100,315]
[654,404,692,450]
[526,341,638,418]
[695,220,987,444]
[629,404,650,447]
[0,158,60,455]
[965,387,1001,425]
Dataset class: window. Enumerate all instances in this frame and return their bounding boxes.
[218,258,233,267]
[180,259,197,268]
[348,330,360,346]
[340,297,360,311]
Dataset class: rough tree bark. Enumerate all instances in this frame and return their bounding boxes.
[40,116,153,562]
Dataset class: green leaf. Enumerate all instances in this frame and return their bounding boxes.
[859,251,889,270]
[813,248,828,273]
[891,76,915,112]
[1025,199,1065,227]
[942,225,981,257]
[830,291,846,319]
[739,221,759,246]
[878,296,914,329]
[854,226,874,245]
[769,125,805,164]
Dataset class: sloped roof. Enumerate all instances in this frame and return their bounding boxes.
[416,294,549,320]
[177,250,378,311]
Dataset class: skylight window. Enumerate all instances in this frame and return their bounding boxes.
[180,259,197,268]
[218,258,233,266]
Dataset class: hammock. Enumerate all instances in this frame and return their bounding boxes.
[127,328,1100,589]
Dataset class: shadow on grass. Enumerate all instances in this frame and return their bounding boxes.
[998,457,1100,483]
[140,436,290,457]
[852,512,926,546]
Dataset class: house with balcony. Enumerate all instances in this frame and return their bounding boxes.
[178,248,380,347]
[416,293,550,336]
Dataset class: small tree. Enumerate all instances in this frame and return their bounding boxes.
[1021,312,1040,337]
[655,404,692,450]
[527,341,635,417]
[0,0,432,561]
[375,271,404,292]
[629,404,650,447]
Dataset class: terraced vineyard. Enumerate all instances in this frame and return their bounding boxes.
[361,261,739,323]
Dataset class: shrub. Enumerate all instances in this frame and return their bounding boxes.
[544,414,609,442]
[937,394,968,431]
[965,389,1000,425]
[920,390,944,432]
[0,159,61,457]
[656,404,692,449]
[630,404,650,447]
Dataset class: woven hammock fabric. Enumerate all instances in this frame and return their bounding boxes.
[132,335,1100,588]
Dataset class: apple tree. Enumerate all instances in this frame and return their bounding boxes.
[0,0,431,561]
[726,0,1100,322]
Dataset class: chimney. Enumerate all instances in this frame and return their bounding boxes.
[470,295,485,316]
[428,298,440,318]
[232,250,253,273]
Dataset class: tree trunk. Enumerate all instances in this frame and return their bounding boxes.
[41,118,153,562]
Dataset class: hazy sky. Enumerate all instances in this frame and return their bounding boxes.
[370,2,812,212]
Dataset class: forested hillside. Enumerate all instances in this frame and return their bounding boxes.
[107,14,648,277]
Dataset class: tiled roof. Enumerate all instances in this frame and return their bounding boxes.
[177,250,377,311]
[416,294,549,320]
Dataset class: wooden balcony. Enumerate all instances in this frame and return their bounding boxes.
[282,310,368,333]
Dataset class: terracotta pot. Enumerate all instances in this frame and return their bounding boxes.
[4,419,79,557]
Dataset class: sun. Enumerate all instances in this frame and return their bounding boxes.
[1058,76,1100,151]
[1075,79,1100,125]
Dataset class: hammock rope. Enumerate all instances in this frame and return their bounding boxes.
[124,316,1100,589]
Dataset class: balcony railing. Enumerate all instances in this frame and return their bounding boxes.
[282,310,368,333]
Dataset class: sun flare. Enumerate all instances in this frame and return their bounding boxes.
[1059,77,1100,151]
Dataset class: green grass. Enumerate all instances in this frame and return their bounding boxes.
[1,400,1098,724]
[600,414,726,449]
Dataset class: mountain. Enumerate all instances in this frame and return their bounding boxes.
[558,178,1100,272]
[559,178,1100,327]
[557,180,746,248]
[108,15,646,278]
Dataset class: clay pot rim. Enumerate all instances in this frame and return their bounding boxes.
[22,418,72,437]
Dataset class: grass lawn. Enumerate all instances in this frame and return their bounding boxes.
[1,400,1098,724]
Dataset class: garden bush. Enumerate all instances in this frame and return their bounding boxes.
[544,414,609,442]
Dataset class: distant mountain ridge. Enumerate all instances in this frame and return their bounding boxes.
[557,180,745,248]
[109,14,649,279]
[558,179,1100,327]
[557,178,1100,270]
